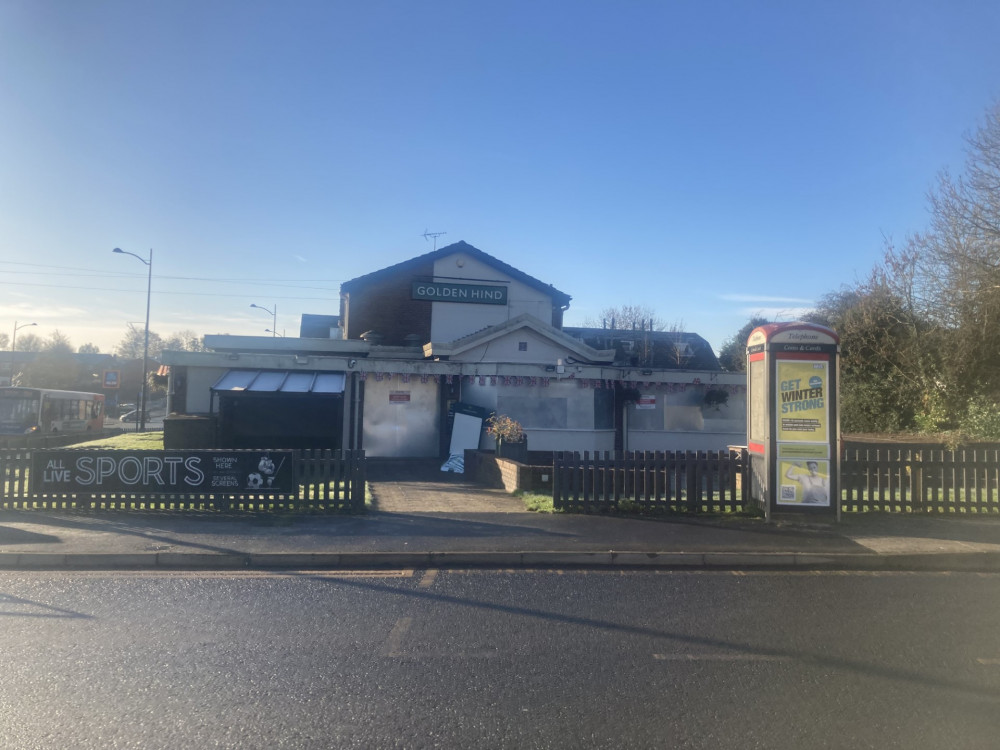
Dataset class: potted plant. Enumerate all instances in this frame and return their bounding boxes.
[486,413,527,462]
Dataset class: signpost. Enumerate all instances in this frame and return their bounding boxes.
[746,322,840,521]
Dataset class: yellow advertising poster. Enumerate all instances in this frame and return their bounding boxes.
[778,459,831,506]
[775,359,828,443]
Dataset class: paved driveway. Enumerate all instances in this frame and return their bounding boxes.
[368,459,525,513]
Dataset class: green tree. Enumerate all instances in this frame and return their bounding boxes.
[806,254,942,433]
[717,315,770,371]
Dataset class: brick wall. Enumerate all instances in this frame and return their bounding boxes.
[344,260,434,345]
[464,449,553,494]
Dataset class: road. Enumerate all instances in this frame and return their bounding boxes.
[1,569,999,749]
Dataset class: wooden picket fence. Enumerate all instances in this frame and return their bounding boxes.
[841,445,1000,514]
[0,448,366,512]
[553,449,748,513]
[553,446,1000,515]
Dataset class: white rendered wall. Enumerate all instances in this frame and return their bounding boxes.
[185,367,229,413]
[453,329,570,365]
[430,252,555,342]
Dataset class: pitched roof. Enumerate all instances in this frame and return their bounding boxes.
[425,314,614,363]
[340,241,572,308]
[562,327,721,371]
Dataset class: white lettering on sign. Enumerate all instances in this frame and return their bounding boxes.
[412,282,507,304]
[73,455,205,486]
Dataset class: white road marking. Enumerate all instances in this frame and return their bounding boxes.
[419,569,438,588]
[654,653,791,662]
[383,617,412,657]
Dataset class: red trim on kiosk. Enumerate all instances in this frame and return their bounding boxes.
[773,352,828,361]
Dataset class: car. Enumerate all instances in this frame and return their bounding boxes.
[119,409,150,423]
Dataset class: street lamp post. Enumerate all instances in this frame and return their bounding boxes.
[113,247,152,431]
[10,321,37,384]
[250,303,277,337]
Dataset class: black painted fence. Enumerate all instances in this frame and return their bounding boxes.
[553,449,748,513]
[553,446,1000,514]
[0,448,366,512]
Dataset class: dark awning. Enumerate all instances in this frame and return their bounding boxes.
[211,370,345,394]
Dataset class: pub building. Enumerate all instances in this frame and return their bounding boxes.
[161,241,746,457]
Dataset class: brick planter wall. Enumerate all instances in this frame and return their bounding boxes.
[464,450,553,494]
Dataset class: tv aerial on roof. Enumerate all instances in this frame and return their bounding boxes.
[421,230,446,250]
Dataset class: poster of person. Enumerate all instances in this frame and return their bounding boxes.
[775,359,829,443]
[779,459,831,506]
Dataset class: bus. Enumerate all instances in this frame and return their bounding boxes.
[0,387,105,435]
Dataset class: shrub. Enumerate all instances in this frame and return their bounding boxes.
[959,395,1000,439]
[486,413,524,443]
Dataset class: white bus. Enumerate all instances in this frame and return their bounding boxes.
[0,387,105,435]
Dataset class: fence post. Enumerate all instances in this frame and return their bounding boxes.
[552,452,563,510]
[684,451,695,513]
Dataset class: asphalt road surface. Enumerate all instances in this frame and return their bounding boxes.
[1,569,999,749]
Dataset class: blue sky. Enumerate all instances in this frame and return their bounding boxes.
[2,1,999,355]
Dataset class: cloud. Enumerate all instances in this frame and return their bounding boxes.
[718,294,814,304]
[294,255,307,263]
[744,306,815,320]
[0,302,90,322]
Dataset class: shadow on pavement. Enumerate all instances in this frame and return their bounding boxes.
[0,525,62,546]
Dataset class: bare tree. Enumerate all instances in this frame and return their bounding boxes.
[162,330,207,352]
[584,304,665,331]
[43,330,74,353]
[115,323,164,359]
[13,332,42,352]
[906,101,1000,404]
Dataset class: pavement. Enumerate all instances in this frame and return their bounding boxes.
[2,461,1000,571]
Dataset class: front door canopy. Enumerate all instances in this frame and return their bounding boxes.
[211,369,346,394]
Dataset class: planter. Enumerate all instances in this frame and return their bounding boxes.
[496,438,528,463]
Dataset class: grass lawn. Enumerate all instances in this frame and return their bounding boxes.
[516,490,556,513]
[75,432,166,450]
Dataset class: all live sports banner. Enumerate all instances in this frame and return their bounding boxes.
[31,450,296,494]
